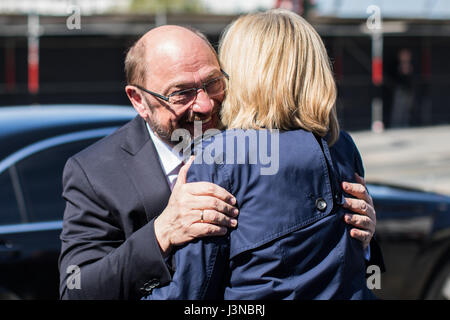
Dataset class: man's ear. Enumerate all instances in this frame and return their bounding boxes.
[126,85,149,119]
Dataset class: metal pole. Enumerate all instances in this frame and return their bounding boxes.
[27,12,40,97]
[5,39,16,93]
[367,5,384,133]
[371,31,384,133]
[156,5,167,27]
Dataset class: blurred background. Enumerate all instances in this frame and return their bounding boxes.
[0,0,449,300]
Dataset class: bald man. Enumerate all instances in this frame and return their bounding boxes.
[58,26,381,300]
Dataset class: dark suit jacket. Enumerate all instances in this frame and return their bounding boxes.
[59,115,173,299]
[59,116,384,300]
[144,129,378,300]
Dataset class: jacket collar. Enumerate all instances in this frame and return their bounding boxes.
[120,115,151,156]
[120,116,172,221]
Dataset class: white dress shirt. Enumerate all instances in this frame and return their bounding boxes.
[146,123,186,190]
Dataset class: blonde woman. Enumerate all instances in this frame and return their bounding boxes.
[144,9,377,299]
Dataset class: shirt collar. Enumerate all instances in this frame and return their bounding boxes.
[146,122,185,176]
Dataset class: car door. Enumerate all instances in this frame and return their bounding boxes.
[0,128,115,299]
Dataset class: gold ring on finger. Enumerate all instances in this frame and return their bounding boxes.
[200,210,205,223]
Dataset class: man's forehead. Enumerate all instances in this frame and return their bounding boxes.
[141,28,220,86]
[164,68,222,88]
[142,26,214,57]
[148,46,218,78]
[149,36,216,63]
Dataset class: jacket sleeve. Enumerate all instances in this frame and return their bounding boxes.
[367,236,386,273]
[58,157,171,300]
[142,237,229,300]
[345,131,386,273]
[143,158,231,300]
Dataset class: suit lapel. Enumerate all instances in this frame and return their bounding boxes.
[120,116,171,221]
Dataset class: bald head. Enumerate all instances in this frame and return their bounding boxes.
[124,25,218,87]
[142,25,214,52]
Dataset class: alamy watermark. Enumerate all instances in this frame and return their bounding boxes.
[366,5,382,31]
[66,263,380,292]
[66,265,81,290]
[171,121,280,175]
[366,264,381,290]
[66,3,81,30]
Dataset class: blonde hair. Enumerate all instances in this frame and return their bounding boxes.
[218,9,339,145]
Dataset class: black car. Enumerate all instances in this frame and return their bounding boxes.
[370,183,450,299]
[0,105,449,299]
[0,105,136,299]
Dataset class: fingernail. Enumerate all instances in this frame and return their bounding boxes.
[233,208,239,216]
[231,219,238,227]
[230,197,236,205]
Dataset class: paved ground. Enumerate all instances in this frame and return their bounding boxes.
[350,125,450,196]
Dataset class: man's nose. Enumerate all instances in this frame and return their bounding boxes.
[191,89,213,114]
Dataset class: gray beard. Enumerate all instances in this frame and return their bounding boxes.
[143,96,175,144]
[147,115,173,143]
[143,96,221,145]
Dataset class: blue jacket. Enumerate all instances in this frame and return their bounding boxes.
[144,129,376,300]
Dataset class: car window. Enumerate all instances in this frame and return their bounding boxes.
[0,170,22,225]
[14,138,100,222]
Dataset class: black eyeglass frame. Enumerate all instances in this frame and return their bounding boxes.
[131,69,229,104]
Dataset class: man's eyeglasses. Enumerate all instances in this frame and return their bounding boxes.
[132,70,229,107]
